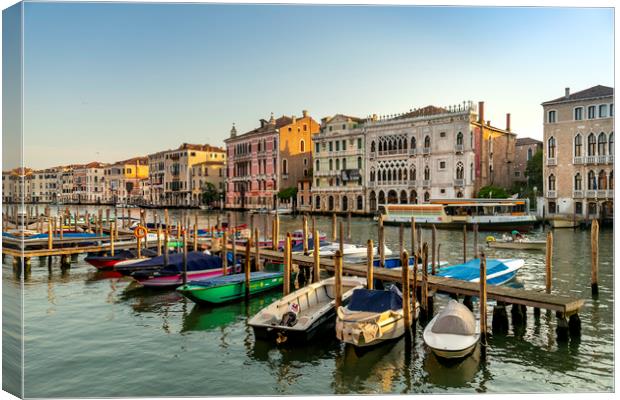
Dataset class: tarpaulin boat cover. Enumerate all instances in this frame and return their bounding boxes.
[291,239,330,253]
[431,300,476,335]
[85,248,158,261]
[189,271,283,288]
[129,251,222,273]
[436,259,510,282]
[347,285,403,313]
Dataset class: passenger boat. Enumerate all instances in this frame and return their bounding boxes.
[270,207,293,215]
[549,216,580,229]
[84,248,159,270]
[435,258,523,286]
[176,271,284,304]
[377,198,536,231]
[336,285,419,347]
[423,300,480,359]
[248,276,366,343]
[486,234,546,251]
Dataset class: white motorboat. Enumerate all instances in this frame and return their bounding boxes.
[423,300,480,359]
[486,235,546,250]
[318,243,393,258]
[248,276,366,343]
[270,207,292,215]
[336,285,419,348]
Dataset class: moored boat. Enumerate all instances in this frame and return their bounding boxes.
[423,299,480,359]
[176,271,284,304]
[486,235,546,250]
[85,248,158,270]
[435,258,523,286]
[336,285,419,347]
[248,276,366,343]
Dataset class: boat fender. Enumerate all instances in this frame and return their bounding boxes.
[486,236,495,242]
[134,226,148,240]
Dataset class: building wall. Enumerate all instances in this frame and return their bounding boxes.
[513,141,542,183]
[543,93,614,218]
[190,161,226,206]
[278,112,320,195]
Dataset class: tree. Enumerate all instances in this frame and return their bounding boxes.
[477,185,509,199]
[201,182,219,205]
[277,187,297,200]
[525,149,543,190]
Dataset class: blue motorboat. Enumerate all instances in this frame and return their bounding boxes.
[435,258,523,285]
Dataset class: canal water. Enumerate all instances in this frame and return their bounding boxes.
[3,208,614,396]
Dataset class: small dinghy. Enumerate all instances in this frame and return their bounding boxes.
[423,300,480,359]
[435,258,523,286]
[336,285,418,348]
[248,276,366,343]
[486,235,546,251]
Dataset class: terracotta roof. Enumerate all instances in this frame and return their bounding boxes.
[542,85,614,105]
[516,137,542,146]
[229,115,294,140]
[393,105,449,120]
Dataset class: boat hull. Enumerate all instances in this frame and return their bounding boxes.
[252,307,337,343]
[136,265,240,288]
[382,219,534,232]
[487,241,546,250]
[177,273,283,304]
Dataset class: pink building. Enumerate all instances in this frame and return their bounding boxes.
[225,115,282,209]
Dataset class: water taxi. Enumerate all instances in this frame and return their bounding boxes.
[376,198,536,231]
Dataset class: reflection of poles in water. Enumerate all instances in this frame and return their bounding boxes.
[106,276,118,304]
[402,329,413,393]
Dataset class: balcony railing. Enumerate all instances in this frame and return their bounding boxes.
[454,144,464,153]
[546,190,557,198]
[573,190,584,199]
[422,179,431,188]
[378,149,407,157]
[423,147,431,155]
[454,179,465,187]
[586,190,597,198]
[585,156,596,164]
[368,181,376,188]
[408,148,418,156]
[546,158,557,166]
[573,157,584,165]
[597,155,608,164]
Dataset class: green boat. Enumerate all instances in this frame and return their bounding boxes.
[177,271,284,304]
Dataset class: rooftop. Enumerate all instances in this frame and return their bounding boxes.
[516,137,542,146]
[542,85,614,105]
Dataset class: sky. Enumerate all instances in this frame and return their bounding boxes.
[5,2,615,169]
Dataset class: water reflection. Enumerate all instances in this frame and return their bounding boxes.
[422,345,481,388]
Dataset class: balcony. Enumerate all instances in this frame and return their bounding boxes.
[408,148,418,156]
[585,156,596,164]
[454,144,464,153]
[573,190,584,199]
[409,180,417,187]
[573,157,584,165]
[423,147,431,155]
[586,190,597,198]
[597,155,608,164]
[546,158,557,166]
[314,170,340,177]
[368,181,376,188]
[282,174,289,180]
[422,179,431,188]
[546,190,557,198]
[454,179,465,187]
[378,149,407,157]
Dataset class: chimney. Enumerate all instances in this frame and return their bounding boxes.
[506,113,511,132]
[302,110,308,118]
[292,115,297,124]
[478,101,485,123]
[565,87,570,98]
[487,120,491,126]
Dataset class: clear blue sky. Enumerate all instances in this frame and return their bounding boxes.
[15,3,614,169]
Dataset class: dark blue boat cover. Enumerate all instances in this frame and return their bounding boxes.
[436,259,508,282]
[374,256,417,268]
[188,271,283,288]
[347,285,403,313]
[127,251,222,273]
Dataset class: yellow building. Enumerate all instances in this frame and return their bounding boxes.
[103,157,149,204]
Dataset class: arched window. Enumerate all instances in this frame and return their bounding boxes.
[315,160,320,171]
[609,132,614,155]
[342,159,347,169]
[370,169,375,182]
[424,135,431,149]
[571,134,582,157]
[527,147,533,160]
[398,169,402,181]
[548,174,556,190]
[424,191,430,202]
[610,171,614,190]
[410,137,416,149]
[403,138,408,150]
[328,196,334,211]
[398,139,403,150]
[588,133,596,156]
[548,137,556,158]
[410,190,417,204]
[456,132,463,146]
[410,167,416,181]
[371,141,376,153]
[382,170,386,181]
[470,163,474,181]
[588,170,596,190]
[424,166,430,180]
[329,159,333,170]
[282,159,288,174]
[357,195,363,210]
[456,191,463,198]
[456,162,464,179]
[357,157,362,169]
[315,196,321,209]
[300,139,305,152]
[574,173,582,190]
[342,196,348,211]
[598,170,607,190]
[336,159,340,170]
[378,141,383,152]
[598,132,607,156]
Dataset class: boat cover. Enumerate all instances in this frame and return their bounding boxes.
[129,251,222,273]
[291,239,330,253]
[436,259,511,282]
[431,300,475,335]
[347,285,403,313]
[188,271,283,288]
[4,232,104,240]
[85,248,158,261]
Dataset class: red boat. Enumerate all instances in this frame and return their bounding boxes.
[85,249,158,270]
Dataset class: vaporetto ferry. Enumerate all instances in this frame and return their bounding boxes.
[376,198,537,231]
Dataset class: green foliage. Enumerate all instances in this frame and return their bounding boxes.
[277,187,298,200]
[525,149,543,190]
[201,182,219,205]
[477,185,509,199]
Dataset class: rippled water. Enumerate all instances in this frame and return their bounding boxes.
[3,208,614,396]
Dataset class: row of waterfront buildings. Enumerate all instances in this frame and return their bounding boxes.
[3,85,613,221]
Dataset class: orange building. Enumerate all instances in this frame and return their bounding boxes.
[278,110,320,192]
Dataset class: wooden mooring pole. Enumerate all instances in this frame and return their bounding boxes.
[546,231,553,294]
[313,229,321,283]
[222,230,228,276]
[421,243,429,321]
[431,225,437,275]
[283,233,292,296]
[157,227,162,256]
[110,222,115,256]
[366,239,374,290]
[182,231,188,286]
[334,249,343,309]
[591,219,599,296]
[254,228,261,271]
[401,250,411,329]
[480,250,488,349]
[347,212,351,240]
[302,215,309,255]
[410,217,416,256]
[244,236,251,299]
[473,223,479,258]
[378,214,385,268]
[331,213,337,241]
